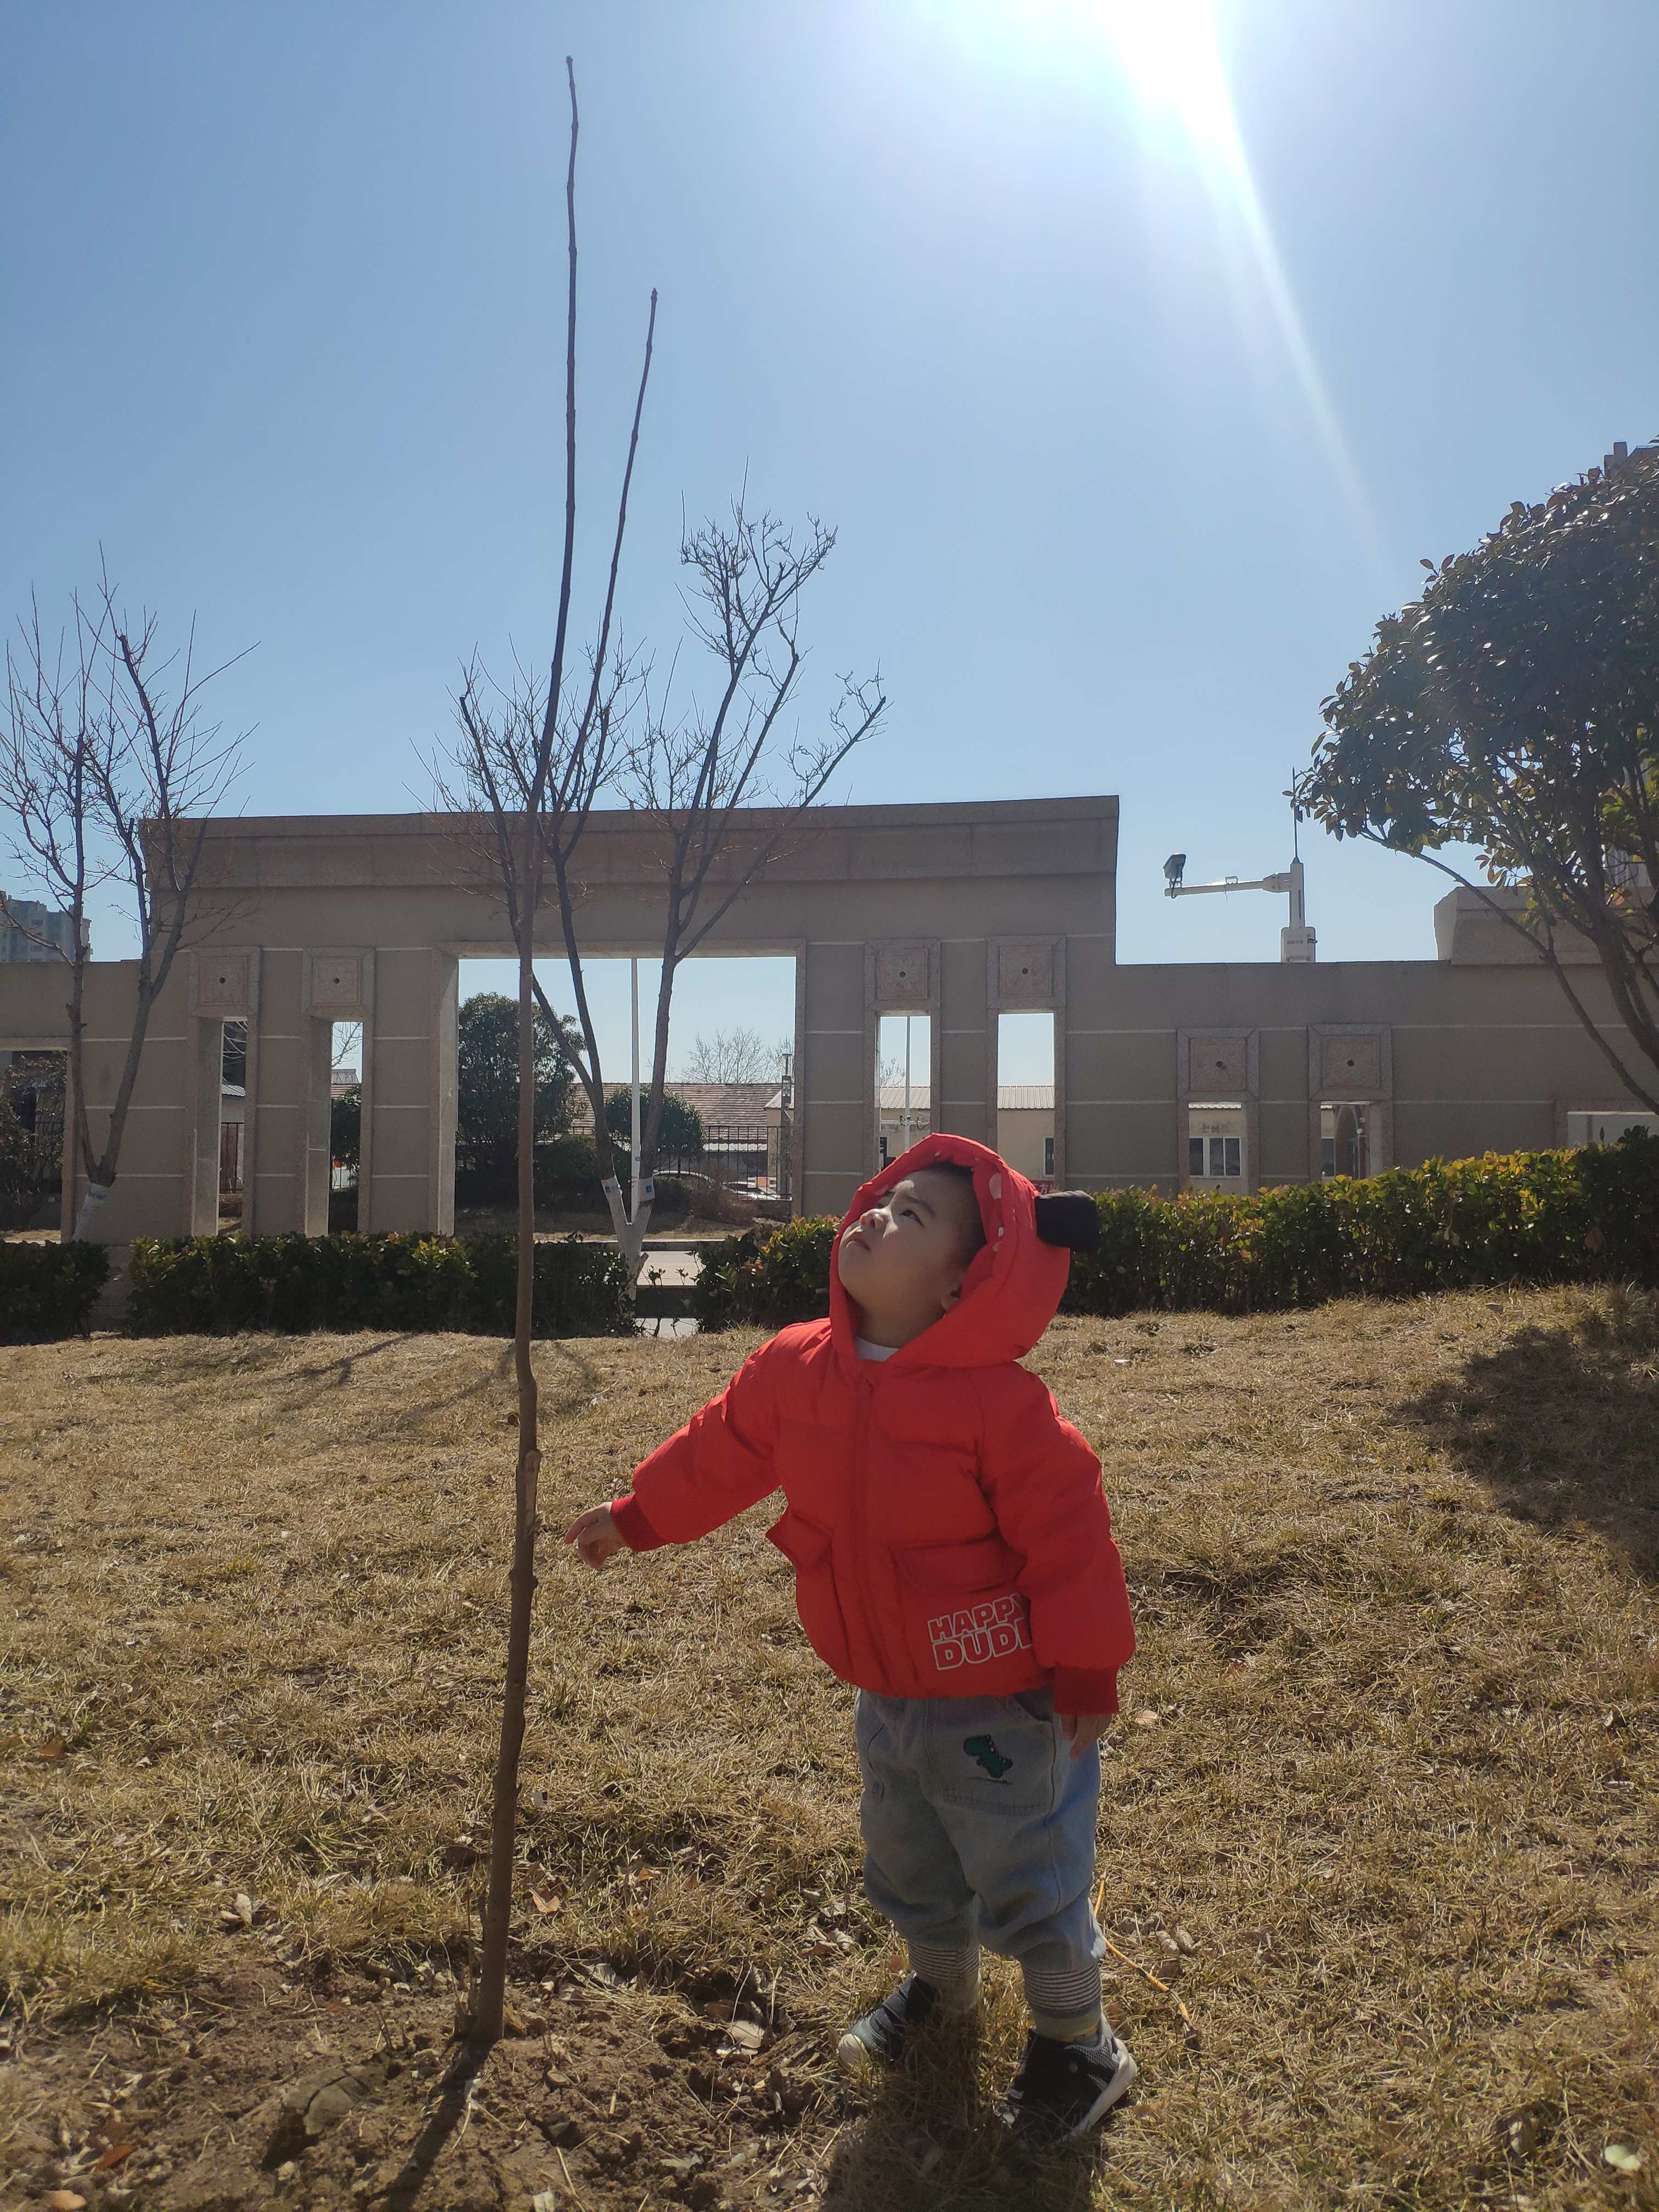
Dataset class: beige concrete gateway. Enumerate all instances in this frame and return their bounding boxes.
[2,794,1653,1242]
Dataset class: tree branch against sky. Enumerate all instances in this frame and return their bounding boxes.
[677,1025,792,1086]
[0,567,249,1237]
[607,501,885,1268]
[1297,441,1659,1115]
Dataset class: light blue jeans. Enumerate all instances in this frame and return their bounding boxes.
[853,1684,1106,2030]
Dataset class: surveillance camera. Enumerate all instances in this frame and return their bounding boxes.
[1163,852,1187,887]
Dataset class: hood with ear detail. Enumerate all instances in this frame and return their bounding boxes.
[830,1133,1094,1369]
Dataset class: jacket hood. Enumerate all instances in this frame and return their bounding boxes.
[829,1133,1070,1369]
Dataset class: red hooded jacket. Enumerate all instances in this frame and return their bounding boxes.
[610,1135,1135,1717]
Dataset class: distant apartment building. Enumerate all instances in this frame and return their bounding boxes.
[1,896,85,964]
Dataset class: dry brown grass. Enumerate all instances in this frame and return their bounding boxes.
[1,1288,1656,2211]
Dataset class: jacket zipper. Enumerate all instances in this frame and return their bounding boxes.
[850,1364,903,1691]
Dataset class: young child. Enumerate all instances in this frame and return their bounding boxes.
[565,1133,1137,2142]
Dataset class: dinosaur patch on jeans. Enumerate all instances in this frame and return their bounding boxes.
[927,1591,1032,1673]
[963,1735,1013,1780]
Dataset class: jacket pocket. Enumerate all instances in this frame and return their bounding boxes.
[766,1506,852,1677]
[893,1535,1037,1696]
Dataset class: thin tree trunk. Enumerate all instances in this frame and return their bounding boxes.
[469,50,585,2059]
[471,836,543,2052]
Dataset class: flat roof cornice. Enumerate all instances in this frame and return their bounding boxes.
[181,795,1120,892]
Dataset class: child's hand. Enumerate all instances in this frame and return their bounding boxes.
[565,1504,626,1571]
[1059,1712,1114,1760]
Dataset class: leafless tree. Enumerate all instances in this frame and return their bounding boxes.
[436,61,885,2061]
[0,568,248,1238]
[678,1025,792,1086]
[449,520,887,1286]
[593,503,885,1274]
[432,58,657,2061]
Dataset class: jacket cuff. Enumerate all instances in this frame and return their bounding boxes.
[610,1493,667,1552]
[1050,1666,1120,1718]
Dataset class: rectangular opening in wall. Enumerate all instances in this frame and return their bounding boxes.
[996,1010,1056,1186]
[455,953,797,1234]
[1565,1107,1659,1147]
[217,1020,247,1233]
[330,1020,362,1232]
[1319,1101,1369,1180]
[1187,1102,1245,1189]
[0,1049,67,1233]
[876,1012,930,1169]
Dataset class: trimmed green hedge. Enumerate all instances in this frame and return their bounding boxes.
[690,1216,839,1330]
[690,1137,1659,1329]
[0,1240,109,1340]
[127,1232,632,1338]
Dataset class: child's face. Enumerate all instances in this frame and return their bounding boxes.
[837,1169,978,1342]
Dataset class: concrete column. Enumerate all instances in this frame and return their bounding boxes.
[798,939,865,1221]
[248,950,309,1235]
[364,947,447,1233]
[428,952,459,1236]
[188,1018,223,1235]
[939,940,991,1146]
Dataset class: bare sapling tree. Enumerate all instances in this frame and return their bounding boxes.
[597,503,886,1274]
[438,58,658,2058]
[452,521,886,1288]
[0,569,248,1238]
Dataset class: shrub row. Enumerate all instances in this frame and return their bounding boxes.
[691,1137,1659,1328]
[0,1240,109,1341]
[689,1216,839,1330]
[127,1232,633,1338]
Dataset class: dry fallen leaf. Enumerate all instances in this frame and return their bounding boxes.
[1133,1709,1160,1728]
[234,1892,255,1926]
[726,2018,766,2051]
[1503,2111,1542,2157]
[45,2192,88,2211]
[92,2144,134,2172]
[1604,2143,1644,2175]
[530,1889,562,1916]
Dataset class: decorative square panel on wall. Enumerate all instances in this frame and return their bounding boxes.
[1319,1031,1384,1095]
[995,941,1056,1005]
[191,950,254,1016]
[1187,1034,1249,1093]
[303,951,372,1017]
[873,941,933,1008]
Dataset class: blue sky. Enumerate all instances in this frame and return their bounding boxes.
[6,2,1658,1084]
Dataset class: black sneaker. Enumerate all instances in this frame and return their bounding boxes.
[996,2024,1138,2142]
[836,1974,943,2070]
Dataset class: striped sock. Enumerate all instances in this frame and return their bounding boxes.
[907,1939,981,2012]
[1024,1960,1104,2045]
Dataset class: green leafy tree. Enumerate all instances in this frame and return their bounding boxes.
[457,993,579,1200]
[1298,441,1659,1113]
[329,1083,361,1175]
[0,1053,65,1228]
[605,1086,703,1162]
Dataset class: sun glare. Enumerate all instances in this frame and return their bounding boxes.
[1102,0,1235,147]
[936,0,1393,582]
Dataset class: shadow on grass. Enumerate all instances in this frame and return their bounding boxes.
[821,2038,1116,2212]
[1403,1286,1659,1583]
[109,1330,603,1444]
